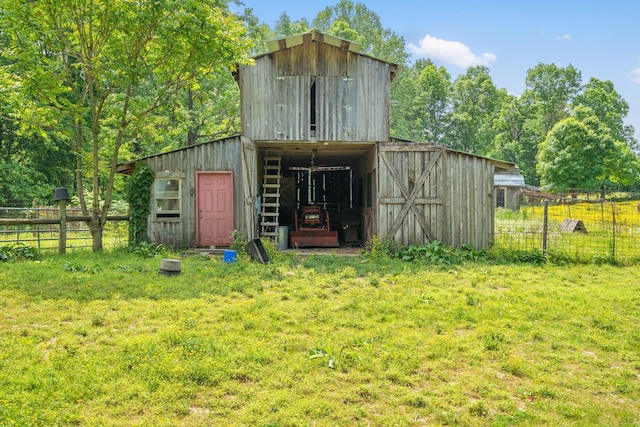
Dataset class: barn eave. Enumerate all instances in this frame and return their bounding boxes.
[115,133,242,176]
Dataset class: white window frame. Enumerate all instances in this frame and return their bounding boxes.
[154,172,185,222]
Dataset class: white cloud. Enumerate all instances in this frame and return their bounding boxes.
[407,34,497,68]
[554,34,572,40]
[629,68,640,84]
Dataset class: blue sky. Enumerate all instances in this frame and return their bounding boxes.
[232,0,640,140]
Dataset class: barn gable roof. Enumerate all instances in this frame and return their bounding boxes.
[252,29,398,80]
[266,29,361,55]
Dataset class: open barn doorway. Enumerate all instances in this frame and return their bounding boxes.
[257,143,375,248]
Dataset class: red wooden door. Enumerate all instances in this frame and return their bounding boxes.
[197,172,234,247]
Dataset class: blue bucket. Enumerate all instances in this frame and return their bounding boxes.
[223,250,237,263]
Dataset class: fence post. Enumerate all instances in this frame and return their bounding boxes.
[54,187,70,255]
[610,202,616,261]
[36,206,41,251]
[542,199,549,253]
[59,199,67,255]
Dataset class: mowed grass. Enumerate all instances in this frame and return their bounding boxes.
[0,249,639,426]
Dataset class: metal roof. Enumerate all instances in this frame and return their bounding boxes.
[494,172,526,187]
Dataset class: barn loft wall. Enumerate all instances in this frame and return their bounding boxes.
[238,30,396,143]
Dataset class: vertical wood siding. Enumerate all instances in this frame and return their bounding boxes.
[240,42,391,142]
[378,143,496,249]
[275,75,308,141]
[241,137,258,239]
[142,136,246,248]
[443,151,495,249]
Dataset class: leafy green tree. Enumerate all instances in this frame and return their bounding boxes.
[573,77,638,152]
[312,0,409,65]
[187,72,243,144]
[572,79,639,188]
[390,64,420,140]
[537,109,615,190]
[0,25,74,205]
[415,60,452,143]
[0,103,74,205]
[391,59,452,142]
[273,12,311,38]
[238,7,275,54]
[523,63,582,134]
[490,95,541,185]
[0,0,251,250]
[448,66,504,154]
[574,78,627,136]
[492,63,582,185]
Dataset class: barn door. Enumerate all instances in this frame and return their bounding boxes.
[378,143,445,245]
[197,172,234,247]
[241,137,258,239]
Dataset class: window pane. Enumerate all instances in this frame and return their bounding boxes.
[156,178,181,219]
[156,179,180,199]
[157,198,180,213]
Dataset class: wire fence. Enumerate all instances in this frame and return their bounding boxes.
[494,190,640,263]
[4,192,640,263]
[0,207,129,252]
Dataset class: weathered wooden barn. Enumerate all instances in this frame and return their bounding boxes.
[117,30,517,250]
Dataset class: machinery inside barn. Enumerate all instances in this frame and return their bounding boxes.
[282,152,356,248]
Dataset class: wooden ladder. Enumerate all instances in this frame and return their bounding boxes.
[260,155,281,239]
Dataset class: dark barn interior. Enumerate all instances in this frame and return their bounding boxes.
[257,143,375,248]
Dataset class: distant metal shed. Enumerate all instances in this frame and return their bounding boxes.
[494,171,527,210]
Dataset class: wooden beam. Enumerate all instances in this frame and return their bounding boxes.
[379,143,444,152]
[380,197,443,205]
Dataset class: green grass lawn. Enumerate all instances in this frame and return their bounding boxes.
[1,248,639,426]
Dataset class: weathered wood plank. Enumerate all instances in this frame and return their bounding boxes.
[379,198,443,204]
[378,145,443,243]
[440,148,448,244]
[379,144,444,152]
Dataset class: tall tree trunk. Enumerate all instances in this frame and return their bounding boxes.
[75,118,87,214]
[187,88,197,146]
[90,217,103,252]
[88,69,104,252]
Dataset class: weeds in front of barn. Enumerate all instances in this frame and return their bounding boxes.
[0,247,638,426]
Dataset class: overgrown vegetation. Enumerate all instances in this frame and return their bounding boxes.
[367,236,486,265]
[127,241,167,258]
[0,243,38,261]
[0,249,638,426]
[229,229,249,255]
[125,162,155,245]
